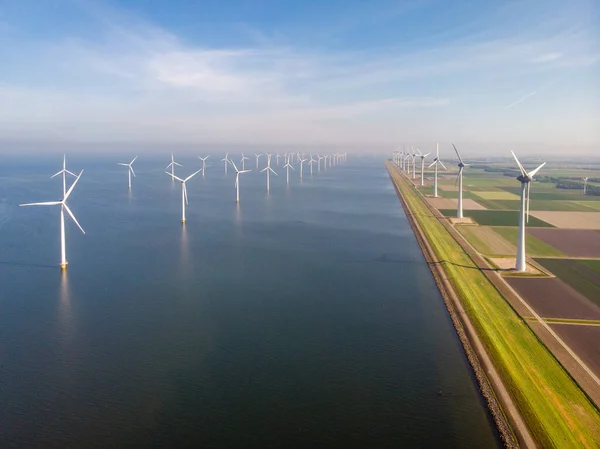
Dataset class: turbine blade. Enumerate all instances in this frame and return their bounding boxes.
[527,162,546,179]
[118,163,129,166]
[424,152,431,157]
[454,167,463,187]
[439,161,448,170]
[229,159,239,172]
[65,170,77,177]
[510,150,527,177]
[130,166,136,177]
[428,161,436,168]
[235,174,239,189]
[64,170,83,201]
[184,168,203,181]
[165,162,173,169]
[452,144,464,164]
[50,170,62,178]
[269,167,277,175]
[183,183,188,204]
[173,162,183,167]
[130,155,138,164]
[240,170,251,174]
[64,204,85,234]
[526,182,531,223]
[19,201,61,206]
[165,171,184,182]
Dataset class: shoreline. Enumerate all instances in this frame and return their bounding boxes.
[386,162,530,448]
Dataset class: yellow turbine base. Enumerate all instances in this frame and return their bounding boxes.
[182,219,186,223]
[60,262,68,269]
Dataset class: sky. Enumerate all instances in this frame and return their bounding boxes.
[0,0,598,154]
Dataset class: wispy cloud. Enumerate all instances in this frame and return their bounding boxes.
[504,91,537,110]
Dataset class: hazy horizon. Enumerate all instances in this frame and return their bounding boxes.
[1,0,598,153]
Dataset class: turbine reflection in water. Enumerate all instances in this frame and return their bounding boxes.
[58,270,74,345]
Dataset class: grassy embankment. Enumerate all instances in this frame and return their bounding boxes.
[388,163,600,447]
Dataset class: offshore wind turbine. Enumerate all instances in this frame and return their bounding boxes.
[221,153,230,174]
[299,156,307,180]
[198,156,210,177]
[229,159,251,203]
[417,150,431,186]
[511,150,546,272]
[254,153,262,169]
[166,153,182,182]
[284,158,295,184]
[118,155,138,189]
[165,168,202,223]
[317,155,323,172]
[240,153,250,170]
[452,144,468,219]
[261,154,277,192]
[51,154,77,195]
[20,170,85,269]
[428,143,447,198]
[309,156,317,175]
[276,153,281,166]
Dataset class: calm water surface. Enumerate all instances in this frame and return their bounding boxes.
[0,154,500,448]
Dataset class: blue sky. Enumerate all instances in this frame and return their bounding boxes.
[0,0,598,153]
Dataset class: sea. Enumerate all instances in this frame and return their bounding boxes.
[0,153,500,448]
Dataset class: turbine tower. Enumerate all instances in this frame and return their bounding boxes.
[221,153,230,174]
[299,156,307,180]
[411,150,417,179]
[452,144,468,219]
[51,154,77,195]
[229,160,251,203]
[20,170,85,269]
[261,154,277,192]
[308,156,317,175]
[166,169,202,223]
[254,153,262,169]
[118,155,138,189]
[166,153,182,181]
[417,150,431,186]
[428,143,447,198]
[240,153,250,170]
[284,158,295,184]
[198,156,210,177]
[583,177,589,195]
[511,150,546,272]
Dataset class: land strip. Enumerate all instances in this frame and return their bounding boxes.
[386,161,600,448]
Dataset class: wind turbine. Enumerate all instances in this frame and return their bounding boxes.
[165,168,202,223]
[452,144,468,219]
[118,155,138,189]
[276,153,281,166]
[284,158,295,185]
[417,150,431,186]
[428,143,447,198]
[51,154,77,195]
[583,177,589,195]
[198,156,210,177]
[261,154,277,192]
[166,153,182,181]
[229,159,251,203]
[221,153,230,174]
[299,156,307,180]
[254,153,262,169]
[511,151,546,272]
[240,153,250,171]
[20,170,85,269]
[317,155,323,172]
[308,156,317,175]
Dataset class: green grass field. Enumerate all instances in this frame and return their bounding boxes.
[438,209,554,227]
[534,258,600,308]
[576,201,600,211]
[473,199,598,212]
[491,227,564,257]
[387,163,600,447]
[473,191,521,200]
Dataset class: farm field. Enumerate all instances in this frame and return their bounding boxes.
[549,324,600,378]
[474,199,598,212]
[428,197,486,210]
[505,277,600,320]
[575,201,600,211]
[529,211,600,229]
[499,186,600,200]
[473,191,521,200]
[491,227,563,257]
[456,225,515,255]
[534,258,600,308]
[528,229,600,258]
[438,209,553,227]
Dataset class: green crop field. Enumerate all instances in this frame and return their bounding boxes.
[473,199,598,212]
[491,227,563,257]
[575,201,600,211]
[438,209,554,227]
[387,163,600,447]
[534,258,600,308]
[473,191,521,200]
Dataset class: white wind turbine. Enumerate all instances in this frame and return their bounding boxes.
[261,154,277,192]
[198,156,210,177]
[221,153,230,174]
[309,155,317,175]
[284,157,295,184]
[317,155,323,172]
[583,177,589,195]
[254,153,262,169]
[166,153,182,182]
[511,151,546,272]
[452,144,469,219]
[240,153,250,170]
[118,155,138,189]
[229,159,251,203]
[428,143,447,198]
[166,168,202,223]
[411,150,417,179]
[51,154,77,195]
[20,170,85,269]
[299,156,307,180]
[276,153,281,166]
[417,150,431,186]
